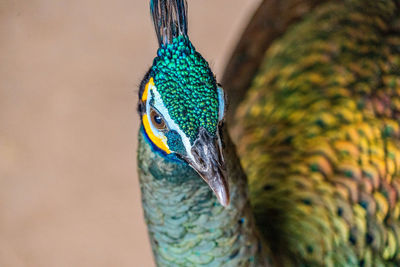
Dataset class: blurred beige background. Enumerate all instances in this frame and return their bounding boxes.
[0,1,260,266]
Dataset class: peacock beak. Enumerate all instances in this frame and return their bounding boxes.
[184,127,230,207]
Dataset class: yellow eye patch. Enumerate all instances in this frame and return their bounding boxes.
[143,114,171,154]
[141,78,171,154]
[141,77,153,101]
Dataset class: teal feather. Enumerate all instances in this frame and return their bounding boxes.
[138,127,268,266]
[151,36,219,142]
[138,0,400,266]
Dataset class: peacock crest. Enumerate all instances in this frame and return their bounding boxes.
[137,0,400,266]
[142,0,221,145]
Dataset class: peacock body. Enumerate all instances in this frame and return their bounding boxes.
[137,0,400,266]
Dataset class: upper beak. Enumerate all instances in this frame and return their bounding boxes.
[183,127,230,207]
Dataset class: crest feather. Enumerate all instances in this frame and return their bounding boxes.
[150,0,188,46]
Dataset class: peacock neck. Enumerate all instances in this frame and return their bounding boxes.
[137,126,271,266]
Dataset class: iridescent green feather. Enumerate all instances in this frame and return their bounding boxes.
[138,0,400,266]
[149,0,219,143]
[233,0,400,265]
[152,36,219,143]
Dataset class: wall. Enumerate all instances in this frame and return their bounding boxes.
[0,1,260,266]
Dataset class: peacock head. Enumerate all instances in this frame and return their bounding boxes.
[138,0,229,206]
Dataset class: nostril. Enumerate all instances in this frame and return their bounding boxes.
[198,157,206,168]
[191,147,207,169]
[192,148,200,158]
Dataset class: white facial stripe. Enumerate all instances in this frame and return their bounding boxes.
[217,85,225,121]
[149,83,195,161]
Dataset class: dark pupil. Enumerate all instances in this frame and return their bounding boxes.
[154,114,162,125]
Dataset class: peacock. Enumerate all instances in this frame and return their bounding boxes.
[137,0,400,266]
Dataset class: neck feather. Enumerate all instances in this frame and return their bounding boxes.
[137,126,270,266]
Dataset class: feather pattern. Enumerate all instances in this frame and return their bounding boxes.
[138,0,400,266]
[150,0,188,46]
[233,0,400,265]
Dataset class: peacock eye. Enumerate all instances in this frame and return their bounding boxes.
[150,108,166,130]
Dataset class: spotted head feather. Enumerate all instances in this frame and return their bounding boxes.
[140,0,223,145]
[139,0,229,206]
